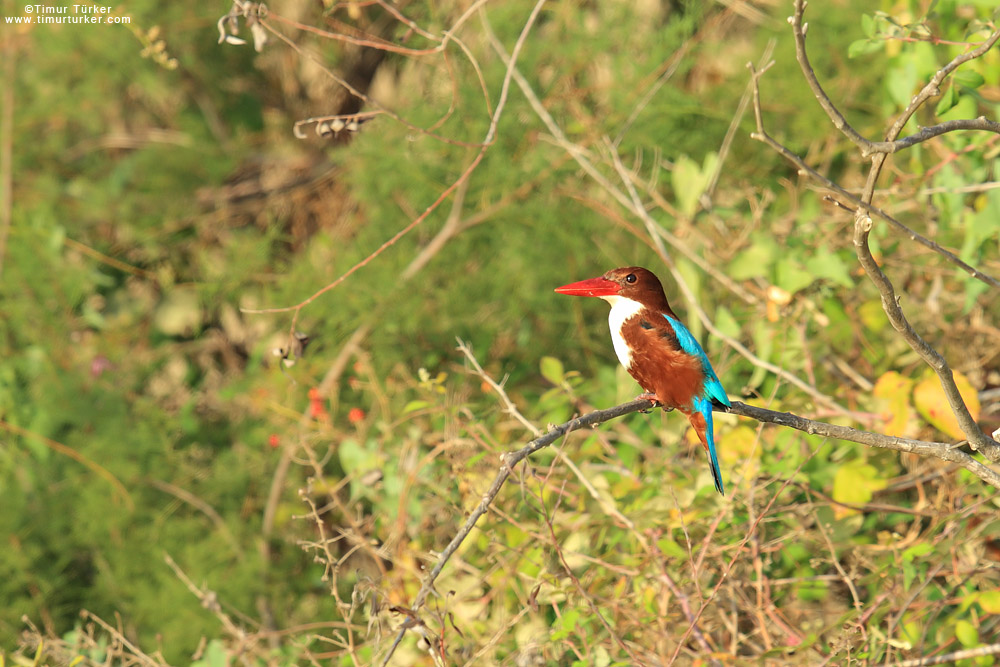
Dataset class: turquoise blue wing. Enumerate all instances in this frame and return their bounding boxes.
[664,314,730,407]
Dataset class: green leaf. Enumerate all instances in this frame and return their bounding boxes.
[728,235,777,280]
[902,543,933,563]
[551,608,581,641]
[858,299,889,333]
[403,400,429,414]
[712,305,741,339]
[954,619,978,648]
[775,257,814,294]
[338,438,375,473]
[191,640,229,667]
[540,356,565,385]
[887,61,918,108]
[656,537,686,559]
[671,152,717,218]
[935,84,959,116]
[848,38,883,58]
[811,248,854,288]
[953,70,985,89]
[861,14,875,37]
[940,91,978,121]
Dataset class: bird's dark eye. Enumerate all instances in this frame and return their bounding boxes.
[625,273,637,284]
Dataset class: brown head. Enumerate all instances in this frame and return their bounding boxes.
[554,266,674,315]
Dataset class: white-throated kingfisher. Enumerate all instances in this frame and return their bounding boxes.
[555,266,730,495]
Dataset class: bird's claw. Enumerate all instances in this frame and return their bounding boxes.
[636,393,661,413]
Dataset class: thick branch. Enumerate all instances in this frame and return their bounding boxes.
[788,0,1000,461]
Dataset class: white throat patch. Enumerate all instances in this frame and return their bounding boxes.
[602,295,644,370]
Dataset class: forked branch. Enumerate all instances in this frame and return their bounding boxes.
[750,0,1000,463]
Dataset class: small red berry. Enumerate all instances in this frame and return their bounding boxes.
[308,387,327,418]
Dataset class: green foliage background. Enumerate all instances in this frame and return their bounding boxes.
[2,0,1000,664]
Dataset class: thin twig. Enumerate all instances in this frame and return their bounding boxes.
[541,493,643,663]
[813,510,866,642]
[727,401,1000,489]
[887,642,1000,667]
[147,478,241,555]
[458,338,540,437]
[163,553,247,640]
[650,541,718,658]
[703,38,776,204]
[78,611,162,667]
[669,459,809,664]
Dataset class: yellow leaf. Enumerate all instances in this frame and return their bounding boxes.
[872,371,918,438]
[912,370,981,440]
[720,424,760,458]
[978,590,1000,614]
[719,425,761,480]
[832,459,888,518]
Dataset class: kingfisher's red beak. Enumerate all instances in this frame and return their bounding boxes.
[554,276,620,297]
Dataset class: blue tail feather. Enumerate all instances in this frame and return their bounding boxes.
[693,396,724,495]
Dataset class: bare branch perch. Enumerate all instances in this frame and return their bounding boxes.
[726,402,1000,488]
[866,117,1000,154]
[888,642,1000,667]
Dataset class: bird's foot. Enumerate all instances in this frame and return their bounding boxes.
[636,393,665,414]
[635,392,676,414]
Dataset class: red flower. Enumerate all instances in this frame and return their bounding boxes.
[268,434,280,449]
[348,407,365,424]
